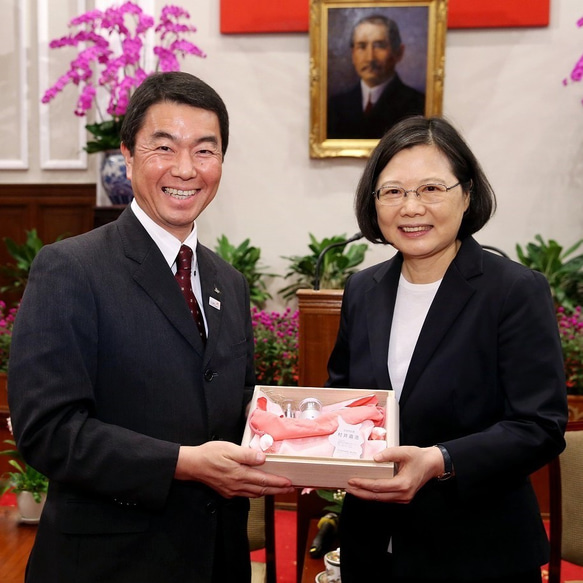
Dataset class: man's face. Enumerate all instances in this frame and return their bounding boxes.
[121,101,223,242]
[351,22,404,88]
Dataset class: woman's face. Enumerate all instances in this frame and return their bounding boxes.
[374,144,470,273]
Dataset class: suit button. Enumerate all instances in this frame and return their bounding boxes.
[204,369,216,382]
[206,501,217,514]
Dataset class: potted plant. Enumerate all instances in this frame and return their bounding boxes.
[1,421,49,523]
[516,235,583,419]
[515,235,583,311]
[40,2,206,204]
[0,229,51,382]
[0,301,16,377]
[557,305,583,420]
[251,307,299,386]
[1,229,52,296]
[215,235,275,308]
[279,233,368,302]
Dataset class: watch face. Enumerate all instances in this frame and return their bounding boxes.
[437,471,454,482]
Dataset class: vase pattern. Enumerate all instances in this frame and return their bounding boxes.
[100,149,134,205]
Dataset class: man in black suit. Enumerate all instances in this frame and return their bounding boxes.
[327,15,426,139]
[8,72,293,583]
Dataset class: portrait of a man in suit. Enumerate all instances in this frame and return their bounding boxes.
[327,11,427,140]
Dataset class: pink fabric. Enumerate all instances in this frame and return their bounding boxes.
[248,395,385,440]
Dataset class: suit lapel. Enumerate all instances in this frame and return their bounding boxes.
[365,258,402,390]
[399,238,483,408]
[197,245,223,366]
[115,208,204,356]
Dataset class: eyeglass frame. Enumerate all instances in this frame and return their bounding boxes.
[372,181,462,206]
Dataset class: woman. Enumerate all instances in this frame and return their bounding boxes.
[326,116,567,583]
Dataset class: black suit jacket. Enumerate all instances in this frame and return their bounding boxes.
[327,237,567,581]
[8,208,256,583]
[327,74,426,139]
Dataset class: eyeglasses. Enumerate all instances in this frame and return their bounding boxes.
[373,182,461,206]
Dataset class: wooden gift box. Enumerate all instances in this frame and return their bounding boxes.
[241,385,399,489]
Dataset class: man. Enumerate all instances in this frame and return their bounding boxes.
[327,14,426,139]
[8,72,294,583]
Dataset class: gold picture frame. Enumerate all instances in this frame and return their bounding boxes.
[309,0,448,158]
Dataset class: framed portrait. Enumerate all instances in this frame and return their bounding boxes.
[309,0,448,158]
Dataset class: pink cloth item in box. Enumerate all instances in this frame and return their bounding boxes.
[247,392,388,459]
[249,395,384,441]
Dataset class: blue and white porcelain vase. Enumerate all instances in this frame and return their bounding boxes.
[100,149,134,205]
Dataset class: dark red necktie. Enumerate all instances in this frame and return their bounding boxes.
[364,95,373,115]
[175,245,207,344]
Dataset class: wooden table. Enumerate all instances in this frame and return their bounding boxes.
[0,506,37,583]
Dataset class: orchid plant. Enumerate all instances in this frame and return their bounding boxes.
[564,14,583,103]
[41,2,206,153]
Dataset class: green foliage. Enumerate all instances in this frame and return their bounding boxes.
[315,488,345,513]
[84,117,124,154]
[279,234,368,302]
[215,235,274,307]
[515,235,583,311]
[0,229,47,295]
[0,439,48,502]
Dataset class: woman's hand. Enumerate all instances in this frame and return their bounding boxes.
[346,445,445,503]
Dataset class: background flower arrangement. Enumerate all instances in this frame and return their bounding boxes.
[0,301,16,375]
[252,307,299,386]
[41,1,206,153]
[516,235,583,396]
[557,305,583,395]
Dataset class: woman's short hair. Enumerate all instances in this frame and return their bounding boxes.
[355,116,496,244]
[120,72,229,157]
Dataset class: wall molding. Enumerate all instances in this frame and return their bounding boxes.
[0,1,28,170]
[38,0,88,170]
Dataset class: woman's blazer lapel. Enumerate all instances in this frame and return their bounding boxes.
[364,257,401,390]
[373,238,484,410]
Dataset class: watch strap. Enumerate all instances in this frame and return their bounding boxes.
[435,443,455,481]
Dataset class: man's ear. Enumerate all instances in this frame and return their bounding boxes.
[120,142,133,180]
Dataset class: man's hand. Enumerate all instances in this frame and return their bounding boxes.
[345,445,444,504]
[175,441,295,498]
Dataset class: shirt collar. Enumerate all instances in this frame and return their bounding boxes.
[130,199,199,269]
[361,76,393,108]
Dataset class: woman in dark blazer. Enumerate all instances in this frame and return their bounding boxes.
[327,116,568,583]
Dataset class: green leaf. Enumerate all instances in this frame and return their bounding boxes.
[516,234,583,310]
[214,235,274,308]
[278,233,368,301]
[1,229,65,296]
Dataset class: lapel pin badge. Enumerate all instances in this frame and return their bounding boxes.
[209,297,221,310]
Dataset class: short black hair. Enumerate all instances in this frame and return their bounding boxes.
[350,15,402,53]
[355,116,497,244]
[120,72,229,157]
